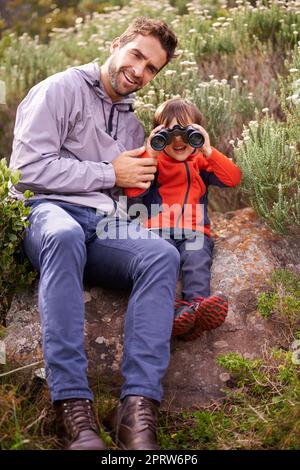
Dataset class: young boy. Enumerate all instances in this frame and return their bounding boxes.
[125,98,241,341]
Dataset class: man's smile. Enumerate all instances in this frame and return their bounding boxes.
[122,70,139,86]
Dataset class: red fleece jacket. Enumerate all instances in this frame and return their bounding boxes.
[125,147,241,237]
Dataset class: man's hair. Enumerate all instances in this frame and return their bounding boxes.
[119,17,178,65]
[153,98,205,128]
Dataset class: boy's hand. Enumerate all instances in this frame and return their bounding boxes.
[146,124,164,158]
[192,124,212,158]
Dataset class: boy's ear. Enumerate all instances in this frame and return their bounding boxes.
[110,37,120,54]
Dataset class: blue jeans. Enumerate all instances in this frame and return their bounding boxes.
[23,200,180,403]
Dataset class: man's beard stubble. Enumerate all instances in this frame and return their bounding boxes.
[108,57,142,97]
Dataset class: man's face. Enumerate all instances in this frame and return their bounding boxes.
[107,34,168,98]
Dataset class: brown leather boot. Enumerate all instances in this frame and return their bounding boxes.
[103,395,159,450]
[54,398,107,450]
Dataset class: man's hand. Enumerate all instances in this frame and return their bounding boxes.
[112,146,158,189]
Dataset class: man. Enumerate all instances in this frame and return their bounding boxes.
[9,17,178,450]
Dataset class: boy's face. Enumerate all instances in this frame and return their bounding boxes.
[163,117,195,162]
[107,34,167,100]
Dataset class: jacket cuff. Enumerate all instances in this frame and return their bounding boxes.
[101,162,116,188]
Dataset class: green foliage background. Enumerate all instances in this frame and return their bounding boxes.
[0,0,299,226]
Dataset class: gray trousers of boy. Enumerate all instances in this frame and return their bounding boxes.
[168,234,214,301]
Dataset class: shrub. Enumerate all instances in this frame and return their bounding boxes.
[0,159,36,325]
[234,115,300,235]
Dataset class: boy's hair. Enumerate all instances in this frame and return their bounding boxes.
[153,97,205,128]
[119,17,178,65]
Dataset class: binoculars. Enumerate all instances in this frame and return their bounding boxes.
[150,124,205,151]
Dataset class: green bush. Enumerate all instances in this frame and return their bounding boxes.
[231,13,300,235]
[0,159,36,325]
[234,115,300,235]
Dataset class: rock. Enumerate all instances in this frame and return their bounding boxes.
[3,208,300,409]
[219,372,231,382]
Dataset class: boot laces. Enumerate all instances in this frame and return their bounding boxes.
[63,399,97,435]
[175,299,199,312]
[136,397,157,434]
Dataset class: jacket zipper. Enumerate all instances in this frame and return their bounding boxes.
[107,104,115,136]
[176,162,191,228]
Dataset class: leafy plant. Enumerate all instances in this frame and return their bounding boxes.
[234,114,300,235]
[0,158,36,325]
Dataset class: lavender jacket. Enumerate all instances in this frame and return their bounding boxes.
[9,62,144,215]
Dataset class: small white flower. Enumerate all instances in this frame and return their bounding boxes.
[289,68,299,73]
[164,70,176,76]
[287,94,300,104]
[262,107,269,113]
